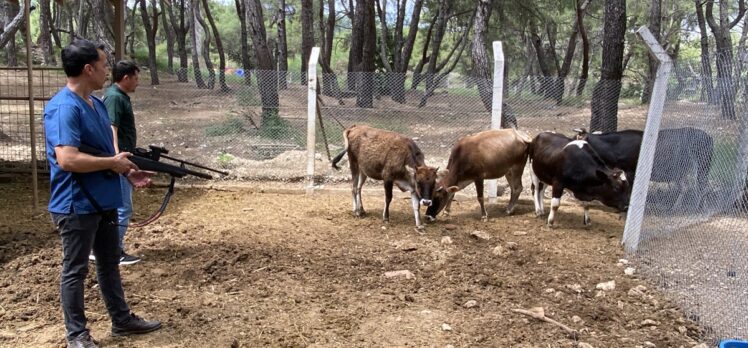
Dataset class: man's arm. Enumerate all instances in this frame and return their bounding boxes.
[111,125,120,153]
[55,145,136,174]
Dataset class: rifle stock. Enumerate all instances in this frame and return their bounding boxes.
[78,144,221,180]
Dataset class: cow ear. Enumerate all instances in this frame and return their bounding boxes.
[447,186,460,193]
[437,169,449,180]
[596,169,609,181]
[406,165,415,177]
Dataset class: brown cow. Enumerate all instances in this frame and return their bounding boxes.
[331,125,439,229]
[425,129,532,221]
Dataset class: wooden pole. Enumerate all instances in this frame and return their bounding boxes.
[24,0,38,212]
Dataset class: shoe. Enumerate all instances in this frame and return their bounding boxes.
[88,253,96,262]
[67,331,98,348]
[111,312,162,336]
[119,253,141,265]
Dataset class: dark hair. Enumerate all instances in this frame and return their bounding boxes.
[112,60,140,82]
[61,39,106,77]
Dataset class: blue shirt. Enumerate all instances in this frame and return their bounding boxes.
[44,87,123,214]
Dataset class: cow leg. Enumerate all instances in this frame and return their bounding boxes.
[505,165,524,215]
[383,180,393,223]
[474,179,489,221]
[411,192,424,229]
[443,195,453,217]
[349,164,360,213]
[582,202,591,226]
[531,173,545,217]
[354,173,368,217]
[547,185,564,227]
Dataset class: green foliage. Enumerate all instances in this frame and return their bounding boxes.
[217,152,235,168]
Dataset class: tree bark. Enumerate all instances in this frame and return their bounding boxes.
[357,0,375,108]
[167,0,190,82]
[245,0,281,131]
[347,0,365,91]
[51,0,61,48]
[641,0,661,104]
[0,0,24,57]
[190,0,206,88]
[275,0,288,88]
[90,0,115,66]
[234,0,252,85]
[139,0,160,84]
[386,0,423,102]
[705,0,746,119]
[38,0,54,65]
[194,0,215,89]
[160,0,175,74]
[590,0,626,132]
[576,0,591,96]
[471,0,493,111]
[425,0,452,90]
[301,0,314,84]
[411,14,437,90]
[202,0,228,91]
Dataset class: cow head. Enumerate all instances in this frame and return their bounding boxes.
[425,169,456,220]
[595,168,630,212]
[406,165,439,207]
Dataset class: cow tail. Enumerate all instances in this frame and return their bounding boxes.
[331,129,350,170]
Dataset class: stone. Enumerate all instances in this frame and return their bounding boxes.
[506,242,518,250]
[596,280,616,291]
[463,300,478,308]
[578,343,594,348]
[624,267,636,276]
[572,315,582,323]
[384,270,415,280]
[471,230,490,240]
[444,224,458,231]
[641,319,659,327]
[513,231,528,236]
[441,236,453,245]
[492,245,506,256]
[441,323,452,331]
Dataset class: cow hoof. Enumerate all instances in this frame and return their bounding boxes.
[416,225,425,230]
[505,209,515,215]
[535,211,544,218]
[481,216,489,222]
[425,215,436,222]
[583,217,591,226]
[354,210,366,217]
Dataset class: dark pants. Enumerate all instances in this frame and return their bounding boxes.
[52,210,131,340]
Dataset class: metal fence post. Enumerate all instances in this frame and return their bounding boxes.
[306,47,321,194]
[622,26,672,252]
[488,41,504,202]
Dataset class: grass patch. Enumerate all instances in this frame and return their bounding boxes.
[205,117,246,137]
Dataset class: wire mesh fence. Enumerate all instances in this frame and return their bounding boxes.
[0,67,66,172]
[624,74,748,343]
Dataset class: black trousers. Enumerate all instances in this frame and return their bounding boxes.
[52,210,130,339]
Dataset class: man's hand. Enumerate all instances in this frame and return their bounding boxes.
[112,152,138,174]
[126,169,155,188]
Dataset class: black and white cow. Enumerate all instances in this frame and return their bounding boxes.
[574,127,714,207]
[530,132,630,226]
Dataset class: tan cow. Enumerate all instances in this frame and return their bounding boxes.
[426,129,532,221]
[331,125,439,229]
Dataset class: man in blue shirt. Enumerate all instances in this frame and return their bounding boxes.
[44,39,161,348]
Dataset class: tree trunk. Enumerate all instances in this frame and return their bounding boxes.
[90,0,115,66]
[245,0,281,132]
[167,0,190,82]
[425,0,451,90]
[128,4,137,56]
[139,0,160,84]
[357,0,375,108]
[234,0,252,85]
[51,1,61,48]
[347,0,365,91]
[160,0,175,74]
[471,0,493,111]
[202,0,228,91]
[318,0,342,99]
[411,14,437,91]
[0,0,25,62]
[387,0,423,103]
[641,0,661,104]
[194,0,215,89]
[706,0,746,120]
[38,0,54,65]
[590,0,626,132]
[576,0,591,96]
[301,0,314,85]
[190,0,206,88]
[275,0,288,88]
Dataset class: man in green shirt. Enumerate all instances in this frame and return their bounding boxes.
[102,60,141,265]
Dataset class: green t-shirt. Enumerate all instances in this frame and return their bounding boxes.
[104,84,136,152]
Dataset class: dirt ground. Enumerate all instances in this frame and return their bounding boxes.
[0,178,707,348]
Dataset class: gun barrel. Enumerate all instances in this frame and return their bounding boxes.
[159,153,229,176]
